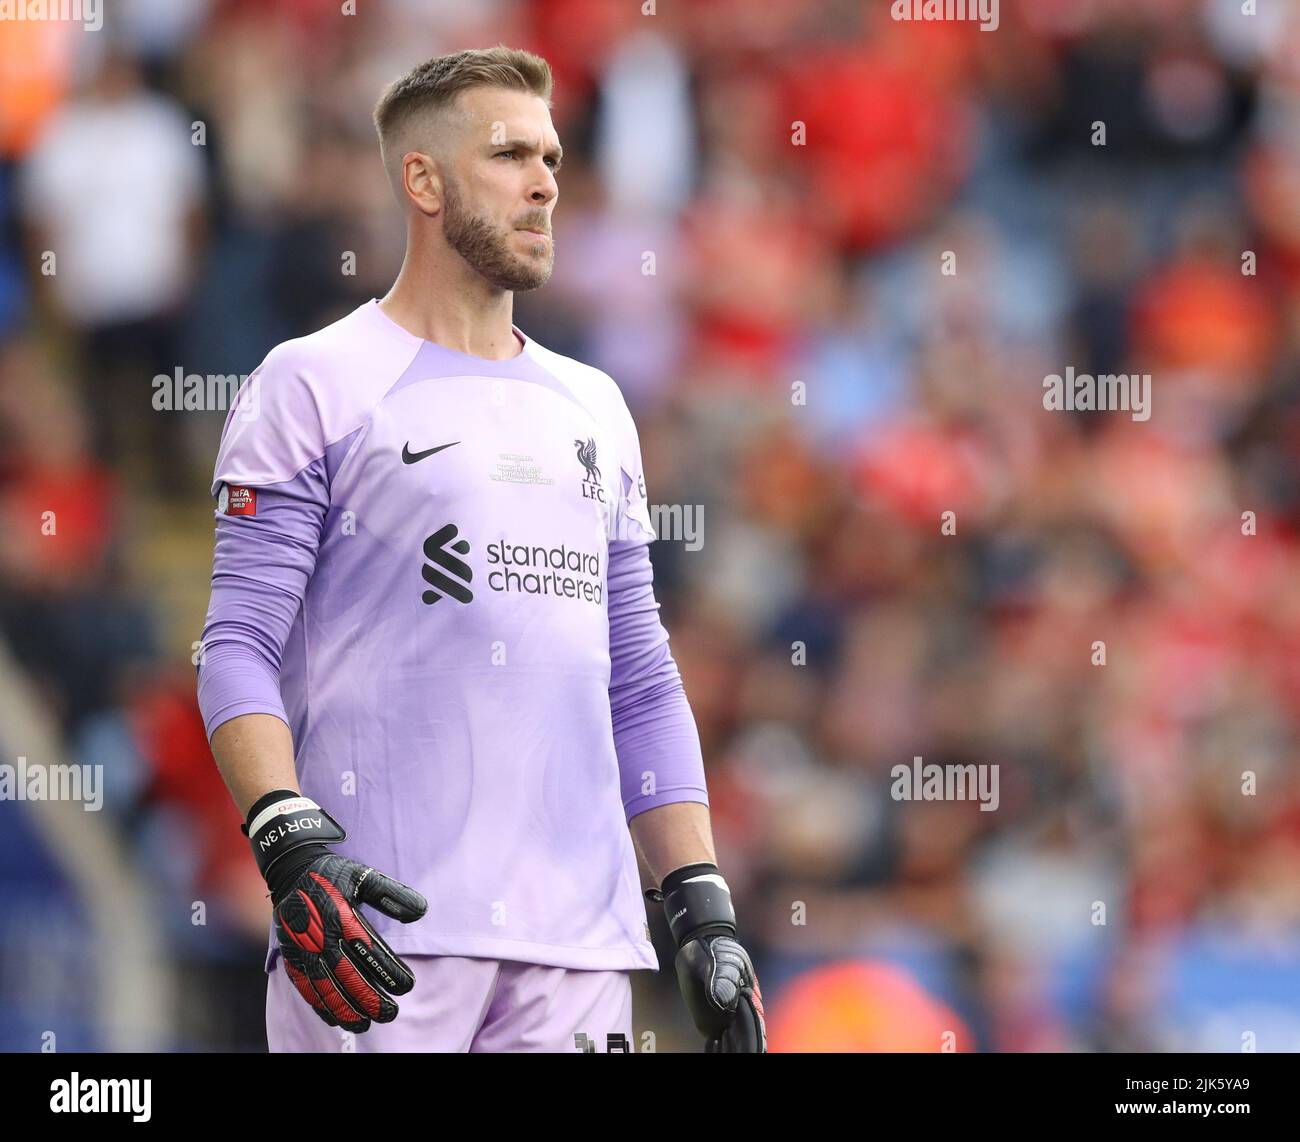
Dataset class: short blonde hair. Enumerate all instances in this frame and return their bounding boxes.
[373,45,553,175]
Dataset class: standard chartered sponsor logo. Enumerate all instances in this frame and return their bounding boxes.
[486,540,603,604]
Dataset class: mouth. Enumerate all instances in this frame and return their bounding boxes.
[518,228,550,239]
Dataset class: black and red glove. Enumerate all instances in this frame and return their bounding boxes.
[243,789,428,1034]
[647,862,767,1053]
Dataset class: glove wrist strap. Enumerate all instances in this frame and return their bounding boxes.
[646,861,737,947]
[264,844,333,906]
[241,789,346,881]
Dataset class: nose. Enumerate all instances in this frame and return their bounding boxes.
[529,160,558,206]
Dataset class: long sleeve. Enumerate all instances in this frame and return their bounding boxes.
[196,463,328,739]
[607,536,709,823]
[195,345,332,741]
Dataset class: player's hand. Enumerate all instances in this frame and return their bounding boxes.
[243,790,428,1034]
[273,853,426,1033]
[674,931,767,1052]
[648,862,767,1053]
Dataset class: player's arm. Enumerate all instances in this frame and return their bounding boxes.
[197,357,426,1035]
[606,407,766,1053]
[211,714,298,816]
[628,800,715,884]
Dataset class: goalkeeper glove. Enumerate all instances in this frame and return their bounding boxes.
[243,789,428,1034]
[647,861,767,1053]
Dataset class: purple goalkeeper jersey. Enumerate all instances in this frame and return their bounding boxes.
[197,299,709,972]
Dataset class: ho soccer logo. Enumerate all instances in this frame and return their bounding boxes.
[421,523,473,604]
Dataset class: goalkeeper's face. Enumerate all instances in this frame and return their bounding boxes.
[442,87,560,292]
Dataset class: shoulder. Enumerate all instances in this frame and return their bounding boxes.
[213,304,417,491]
[526,339,640,446]
[259,303,388,383]
[247,303,419,432]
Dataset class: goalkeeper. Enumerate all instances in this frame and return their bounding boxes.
[196,45,764,1053]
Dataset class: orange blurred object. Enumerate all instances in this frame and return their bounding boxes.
[766,960,973,1052]
[0,16,76,159]
[1129,258,1278,384]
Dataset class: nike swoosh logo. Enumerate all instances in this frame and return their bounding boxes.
[402,441,460,465]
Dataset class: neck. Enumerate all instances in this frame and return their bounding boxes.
[379,238,522,360]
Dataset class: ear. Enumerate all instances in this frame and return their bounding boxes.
[401,151,443,217]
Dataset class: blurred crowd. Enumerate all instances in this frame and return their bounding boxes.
[2,0,1300,1051]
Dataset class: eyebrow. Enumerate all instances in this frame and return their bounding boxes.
[497,137,564,164]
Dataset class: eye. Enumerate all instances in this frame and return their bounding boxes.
[495,150,516,160]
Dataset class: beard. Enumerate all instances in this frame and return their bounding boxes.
[442,176,554,292]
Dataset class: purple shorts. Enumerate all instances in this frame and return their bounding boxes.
[266,952,634,1052]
